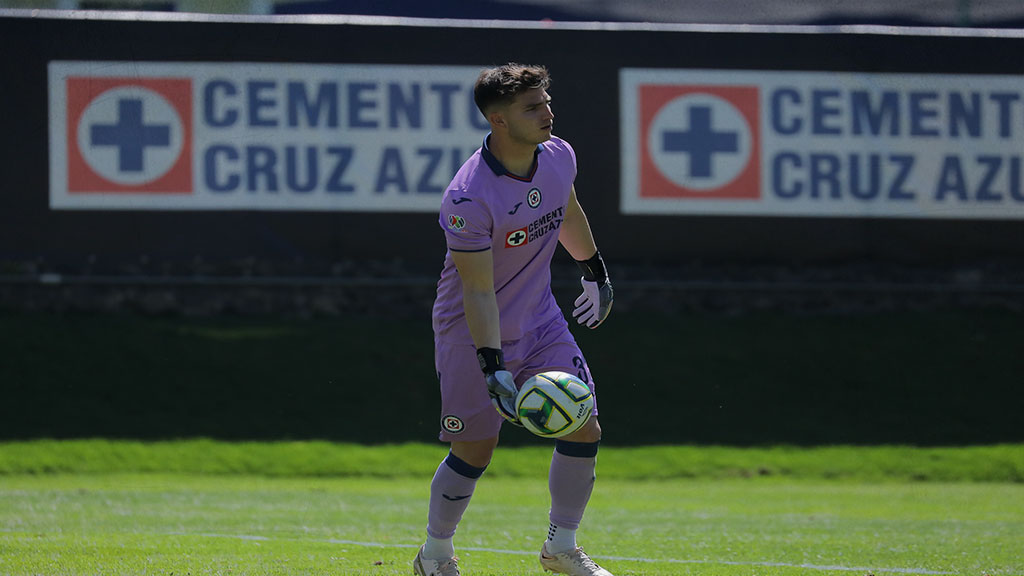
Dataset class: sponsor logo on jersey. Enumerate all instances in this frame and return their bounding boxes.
[505,206,565,248]
[505,227,528,247]
[528,206,564,242]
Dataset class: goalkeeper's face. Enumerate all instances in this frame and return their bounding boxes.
[502,88,554,145]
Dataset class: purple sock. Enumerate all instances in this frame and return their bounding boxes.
[427,452,487,540]
[548,440,599,532]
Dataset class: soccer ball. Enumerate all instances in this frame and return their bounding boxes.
[515,371,594,439]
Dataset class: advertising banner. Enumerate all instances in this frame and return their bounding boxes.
[49,61,489,211]
[621,69,1024,219]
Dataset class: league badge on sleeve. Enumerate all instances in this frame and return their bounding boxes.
[447,214,466,231]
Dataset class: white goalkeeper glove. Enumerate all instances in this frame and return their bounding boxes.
[572,251,613,329]
[477,347,522,426]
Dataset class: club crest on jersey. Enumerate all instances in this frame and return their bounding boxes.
[527,188,542,208]
[442,415,465,434]
[447,214,466,231]
[505,227,528,248]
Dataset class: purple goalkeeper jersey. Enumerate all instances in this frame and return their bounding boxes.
[433,134,578,344]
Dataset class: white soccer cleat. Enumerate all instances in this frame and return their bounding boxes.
[539,543,614,576]
[413,545,461,576]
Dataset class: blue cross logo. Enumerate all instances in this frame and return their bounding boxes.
[662,106,738,178]
[90,98,171,173]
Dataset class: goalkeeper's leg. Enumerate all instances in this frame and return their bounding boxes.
[540,420,614,575]
[420,437,497,562]
[546,419,601,554]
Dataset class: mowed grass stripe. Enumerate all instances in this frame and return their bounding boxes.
[166,530,958,575]
[1,474,1021,575]
[1,439,1022,482]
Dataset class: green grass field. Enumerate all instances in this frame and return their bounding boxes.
[1,441,1022,575]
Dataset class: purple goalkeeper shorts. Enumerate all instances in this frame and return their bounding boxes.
[434,320,599,442]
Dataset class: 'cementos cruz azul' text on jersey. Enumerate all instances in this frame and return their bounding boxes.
[433,135,577,344]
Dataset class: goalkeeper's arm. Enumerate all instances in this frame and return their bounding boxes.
[558,185,613,328]
[450,249,519,423]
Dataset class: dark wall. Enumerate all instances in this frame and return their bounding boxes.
[2,14,1024,278]
[3,311,1021,445]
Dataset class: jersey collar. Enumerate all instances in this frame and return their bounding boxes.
[481,134,543,182]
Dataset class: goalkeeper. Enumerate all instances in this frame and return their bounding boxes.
[415,63,615,576]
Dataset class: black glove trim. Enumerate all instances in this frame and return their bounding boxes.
[476,347,505,374]
[575,250,608,285]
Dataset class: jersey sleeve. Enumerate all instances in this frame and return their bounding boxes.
[439,187,493,252]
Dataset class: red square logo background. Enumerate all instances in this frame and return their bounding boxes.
[505,227,529,248]
[66,77,192,193]
[639,85,760,199]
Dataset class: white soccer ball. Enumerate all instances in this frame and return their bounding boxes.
[515,371,594,439]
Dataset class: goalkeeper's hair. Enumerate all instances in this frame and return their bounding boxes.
[474,63,551,116]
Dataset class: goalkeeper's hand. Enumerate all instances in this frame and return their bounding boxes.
[477,347,522,426]
[572,251,613,329]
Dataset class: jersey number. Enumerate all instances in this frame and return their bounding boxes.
[572,356,589,384]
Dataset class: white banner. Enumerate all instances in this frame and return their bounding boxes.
[49,61,489,211]
[621,68,1024,219]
